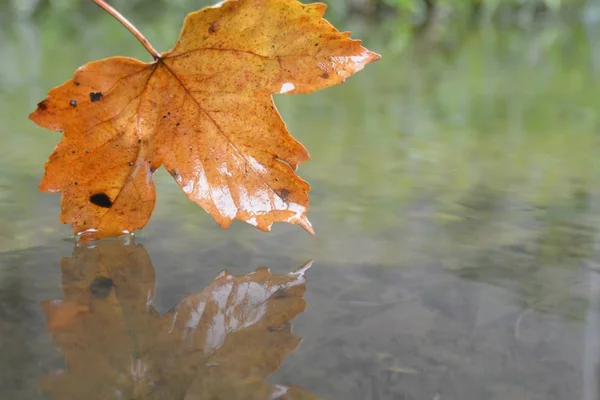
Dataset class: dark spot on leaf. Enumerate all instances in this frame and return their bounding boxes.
[70,99,77,107]
[74,181,78,185]
[271,288,288,299]
[138,139,142,143]
[90,92,103,102]
[74,80,80,86]
[90,277,113,299]
[275,178,279,182]
[162,115,167,119]
[170,170,180,179]
[85,149,90,154]
[176,122,180,126]
[90,193,112,208]
[150,166,156,173]
[277,189,289,201]
[37,100,47,111]
[128,161,134,166]
[71,150,75,154]
[209,21,219,34]
[321,72,329,79]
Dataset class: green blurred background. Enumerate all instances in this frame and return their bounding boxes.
[1,0,600,314]
[1,0,597,27]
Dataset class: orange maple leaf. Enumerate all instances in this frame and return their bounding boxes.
[29,0,380,240]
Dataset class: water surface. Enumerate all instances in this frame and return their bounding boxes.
[1,7,600,400]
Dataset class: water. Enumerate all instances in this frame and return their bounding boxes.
[1,4,600,399]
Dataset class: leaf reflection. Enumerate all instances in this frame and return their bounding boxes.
[39,241,318,400]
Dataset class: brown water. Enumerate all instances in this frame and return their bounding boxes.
[2,3,600,400]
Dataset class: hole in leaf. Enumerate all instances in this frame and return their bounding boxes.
[90,92,103,102]
[90,193,112,208]
[90,277,113,299]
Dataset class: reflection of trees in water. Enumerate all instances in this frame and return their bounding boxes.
[0,173,46,251]
[438,185,595,320]
[437,183,510,244]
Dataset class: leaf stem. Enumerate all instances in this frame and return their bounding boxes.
[92,0,161,60]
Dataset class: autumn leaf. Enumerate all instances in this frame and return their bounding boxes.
[29,0,380,240]
[40,241,318,399]
[41,300,90,331]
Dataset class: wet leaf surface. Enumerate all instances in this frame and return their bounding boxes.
[29,0,380,240]
[39,241,318,400]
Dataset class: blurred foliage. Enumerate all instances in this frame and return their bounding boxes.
[2,0,598,65]
[1,0,598,70]
[1,0,598,26]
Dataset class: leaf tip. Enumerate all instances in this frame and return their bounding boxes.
[368,49,382,62]
[214,269,231,279]
[291,259,314,276]
[307,2,328,17]
[297,217,315,236]
[29,100,47,123]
